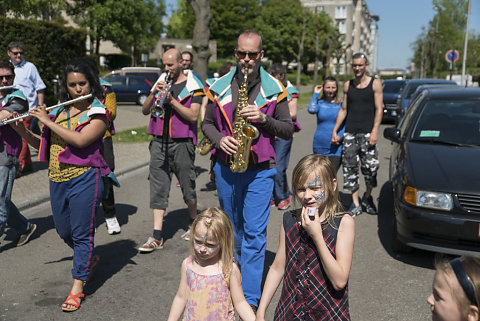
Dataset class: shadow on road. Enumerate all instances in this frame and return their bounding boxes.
[97,203,138,228]
[377,181,435,269]
[0,215,55,252]
[84,239,138,295]
[163,208,191,242]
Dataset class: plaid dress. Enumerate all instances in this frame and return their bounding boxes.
[274,211,350,321]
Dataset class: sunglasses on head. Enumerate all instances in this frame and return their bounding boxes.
[0,75,14,81]
[235,50,260,59]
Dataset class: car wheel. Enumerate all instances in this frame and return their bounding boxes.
[137,94,148,106]
[391,210,412,253]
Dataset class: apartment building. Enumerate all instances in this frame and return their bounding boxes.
[301,0,379,75]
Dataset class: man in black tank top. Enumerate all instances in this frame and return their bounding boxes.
[331,53,383,217]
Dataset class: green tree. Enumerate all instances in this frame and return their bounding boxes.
[168,0,258,58]
[167,0,195,38]
[411,0,474,77]
[1,0,66,21]
[254,0,303,64]
[69,0,165,64]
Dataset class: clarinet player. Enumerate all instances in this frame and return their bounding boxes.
[139,49,204,253]
[201,30,293,311]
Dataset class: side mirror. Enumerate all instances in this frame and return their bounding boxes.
[384,127,402,143]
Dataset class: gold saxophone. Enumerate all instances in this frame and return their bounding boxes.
[229,67,260,173]
[197,135,213,155]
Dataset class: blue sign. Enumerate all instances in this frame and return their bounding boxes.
[445,50,459,63]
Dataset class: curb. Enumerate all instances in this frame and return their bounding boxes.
[17,160,149,211]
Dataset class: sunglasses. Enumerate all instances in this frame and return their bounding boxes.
[236,51,260,59]
[0,75,14,80]
[10,51,24,56]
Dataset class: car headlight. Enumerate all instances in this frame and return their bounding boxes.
[404,186,453,211]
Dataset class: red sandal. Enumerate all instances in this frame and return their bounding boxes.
[61,292,85,312]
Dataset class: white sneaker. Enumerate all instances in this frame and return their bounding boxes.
[105,217,121,235]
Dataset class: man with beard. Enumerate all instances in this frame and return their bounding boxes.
[139,49,204,252]
[201,30,293,310]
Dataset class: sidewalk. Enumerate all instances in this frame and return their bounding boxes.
[12,141,150,211]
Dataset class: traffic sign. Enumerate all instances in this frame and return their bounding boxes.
[445,49,459,63]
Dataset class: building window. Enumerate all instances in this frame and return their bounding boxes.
[335,6,347,19]
[338,21,346,34]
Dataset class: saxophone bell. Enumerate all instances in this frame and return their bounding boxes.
[197,136,213,155]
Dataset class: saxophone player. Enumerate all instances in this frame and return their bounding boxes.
[201,30,294,310]
[139,49,204,253]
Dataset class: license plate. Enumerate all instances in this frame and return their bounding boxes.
[392,111,397,116]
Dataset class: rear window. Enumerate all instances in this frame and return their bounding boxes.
[405,82,454,99]
[126,72,159,86]
[383,81,404,93]
[104,74,126,86]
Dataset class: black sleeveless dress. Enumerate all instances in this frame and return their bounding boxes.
[274,211,350,321]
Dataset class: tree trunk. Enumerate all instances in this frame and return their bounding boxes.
[296,13,307,88]
[188,0,212,83]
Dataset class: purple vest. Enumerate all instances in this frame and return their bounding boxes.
[147,95,198,144]
[212,99,279,165]
[38,104,111,177]
[0,92,26,157]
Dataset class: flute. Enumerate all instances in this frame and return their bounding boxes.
[1,93,93,126]
[0,85,17,91]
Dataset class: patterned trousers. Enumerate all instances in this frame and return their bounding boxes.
[342,132,379,191]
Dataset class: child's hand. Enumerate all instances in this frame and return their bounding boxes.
[300,206,323,239]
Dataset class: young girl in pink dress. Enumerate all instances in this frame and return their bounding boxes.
[256,154,355,321]
[167,207,256,321]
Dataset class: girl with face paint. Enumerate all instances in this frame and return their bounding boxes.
[256,154,355,321]
[167,207,256,321]
[427,256,480,321]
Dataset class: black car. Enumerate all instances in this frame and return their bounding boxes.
[382,79,407,122]
[103,67,162,105]
[103,73,153,105]
[383,87,480,256]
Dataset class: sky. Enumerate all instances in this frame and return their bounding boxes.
[366,0,480,69]
[164,0,480,70]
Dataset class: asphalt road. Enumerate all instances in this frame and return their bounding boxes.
[0,103,436,320]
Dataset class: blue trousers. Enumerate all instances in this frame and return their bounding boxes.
[0,164,30,237]
[50,168,103,281]
[213,162,276,306]
[273,137,292,202]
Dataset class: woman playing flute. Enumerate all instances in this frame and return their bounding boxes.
[12,59,111,312]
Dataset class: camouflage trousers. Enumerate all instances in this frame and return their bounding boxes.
[342,132,379,191]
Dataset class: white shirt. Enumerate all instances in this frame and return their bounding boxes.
[12,59,46,110]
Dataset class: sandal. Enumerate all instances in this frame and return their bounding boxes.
[86,255,100,283]
[61,292,85,312]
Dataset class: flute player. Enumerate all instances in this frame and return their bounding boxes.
[0,59,37,248]
[11,59,113,312]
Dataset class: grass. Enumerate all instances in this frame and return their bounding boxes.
[298,91,314,108]
[112,126,152,143]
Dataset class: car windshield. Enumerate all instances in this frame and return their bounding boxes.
[411,99,480,146]
[383,81,404,93]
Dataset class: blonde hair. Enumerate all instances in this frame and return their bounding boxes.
[435,255,480,317]
[189,207,235,283]
[291,154,343,227]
